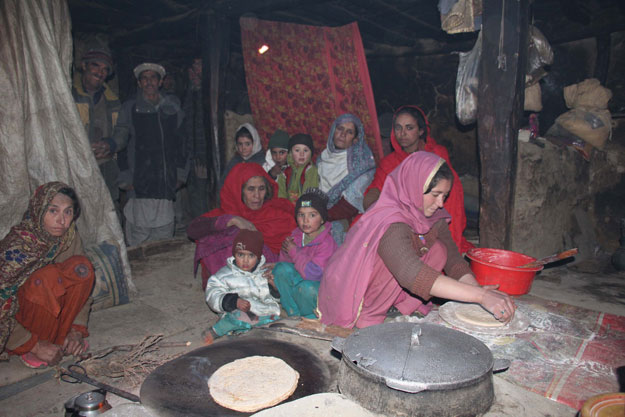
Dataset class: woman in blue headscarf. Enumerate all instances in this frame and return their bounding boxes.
[317,114,376,245]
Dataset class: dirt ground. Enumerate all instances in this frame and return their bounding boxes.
[0,238,623,416]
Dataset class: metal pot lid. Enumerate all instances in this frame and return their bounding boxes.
[335,322,493,392]
[74,390,106,410]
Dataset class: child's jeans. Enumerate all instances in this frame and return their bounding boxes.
[212,310,277,337]
[272,262,320,319]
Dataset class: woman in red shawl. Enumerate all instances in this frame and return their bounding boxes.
[1,182,94,368]
[363,106,473,253]
[188,163,296,289]
[318,152,515,329]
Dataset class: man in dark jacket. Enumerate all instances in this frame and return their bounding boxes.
[72,45,123,219]
[114,63,187,246]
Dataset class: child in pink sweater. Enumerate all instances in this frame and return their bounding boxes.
[266,188,337,318]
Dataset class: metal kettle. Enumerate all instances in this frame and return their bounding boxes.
[64,390,111,416]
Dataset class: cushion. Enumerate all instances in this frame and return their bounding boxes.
[84,240,129,311]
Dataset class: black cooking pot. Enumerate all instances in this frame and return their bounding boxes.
[331,322,509,417]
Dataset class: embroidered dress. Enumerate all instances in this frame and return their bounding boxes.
[0,182,76,351]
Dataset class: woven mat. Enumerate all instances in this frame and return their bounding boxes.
[422,295,624,410]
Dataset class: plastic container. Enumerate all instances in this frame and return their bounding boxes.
[466,248,543,295]
[580,392,625,417]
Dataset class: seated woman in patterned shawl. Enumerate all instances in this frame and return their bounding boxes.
[316,113,376,245]
[188,163,296,290]
[0,182,94,368]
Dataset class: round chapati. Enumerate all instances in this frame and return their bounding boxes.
[208,355,299,413]
[438,302,529,335]
[454,303,505,327]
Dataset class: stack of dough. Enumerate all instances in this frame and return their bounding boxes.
[454,304,506,327]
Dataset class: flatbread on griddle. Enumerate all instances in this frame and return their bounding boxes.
[208,355,299,413]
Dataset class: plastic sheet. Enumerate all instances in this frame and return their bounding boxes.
[455,31,482,125]
[526,26,554,87]
[522,26,553,112]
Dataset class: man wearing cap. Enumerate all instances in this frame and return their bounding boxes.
[72,45,123,217]
[113,63,188,246]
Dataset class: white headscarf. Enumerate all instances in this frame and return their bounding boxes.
[317,149,348,193]
[236,122,262,160]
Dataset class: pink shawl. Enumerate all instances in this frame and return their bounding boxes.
[318,152,450,327]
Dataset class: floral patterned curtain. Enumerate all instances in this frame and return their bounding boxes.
[240,18,383,161]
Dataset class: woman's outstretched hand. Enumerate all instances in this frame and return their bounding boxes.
[227,216,257,231]
[480,284,516,323]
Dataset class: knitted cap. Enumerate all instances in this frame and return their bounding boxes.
[295,188,329,222]
[268,129,290,150]
[133,63,166,79]
[288,133,314,153]
[82,47,113,71]
[232,229,264,259]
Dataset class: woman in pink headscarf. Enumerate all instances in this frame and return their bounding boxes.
[363,105,473,253]
[317,152,515,329]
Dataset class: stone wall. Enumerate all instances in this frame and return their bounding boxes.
[510,137,625,259]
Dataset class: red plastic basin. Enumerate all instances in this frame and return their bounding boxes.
[466,248,544,295]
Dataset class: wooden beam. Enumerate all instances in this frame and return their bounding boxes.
[270,10,330,26]
[330,4,416,43]
[110,8,199,47]
[201,11,230,197]
[211,0,335,16]
[152,0,191,14]
[477,0,530,249]
[540,19,625,46]
[368,0,441,33]
[365,36,476,57]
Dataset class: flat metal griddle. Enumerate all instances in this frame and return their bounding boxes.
[140,337,331,417]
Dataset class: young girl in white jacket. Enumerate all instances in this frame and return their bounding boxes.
[203,230,280,344]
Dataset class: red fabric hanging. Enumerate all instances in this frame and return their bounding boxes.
[240,18,383,161]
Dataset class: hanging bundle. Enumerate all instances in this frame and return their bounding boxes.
[455,31,482,125]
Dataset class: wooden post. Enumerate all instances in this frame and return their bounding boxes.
[477,0,529,249]
[201,11,230,200]
[594,34,611,85]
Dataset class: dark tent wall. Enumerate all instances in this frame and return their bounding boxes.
[0,0,133,289]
